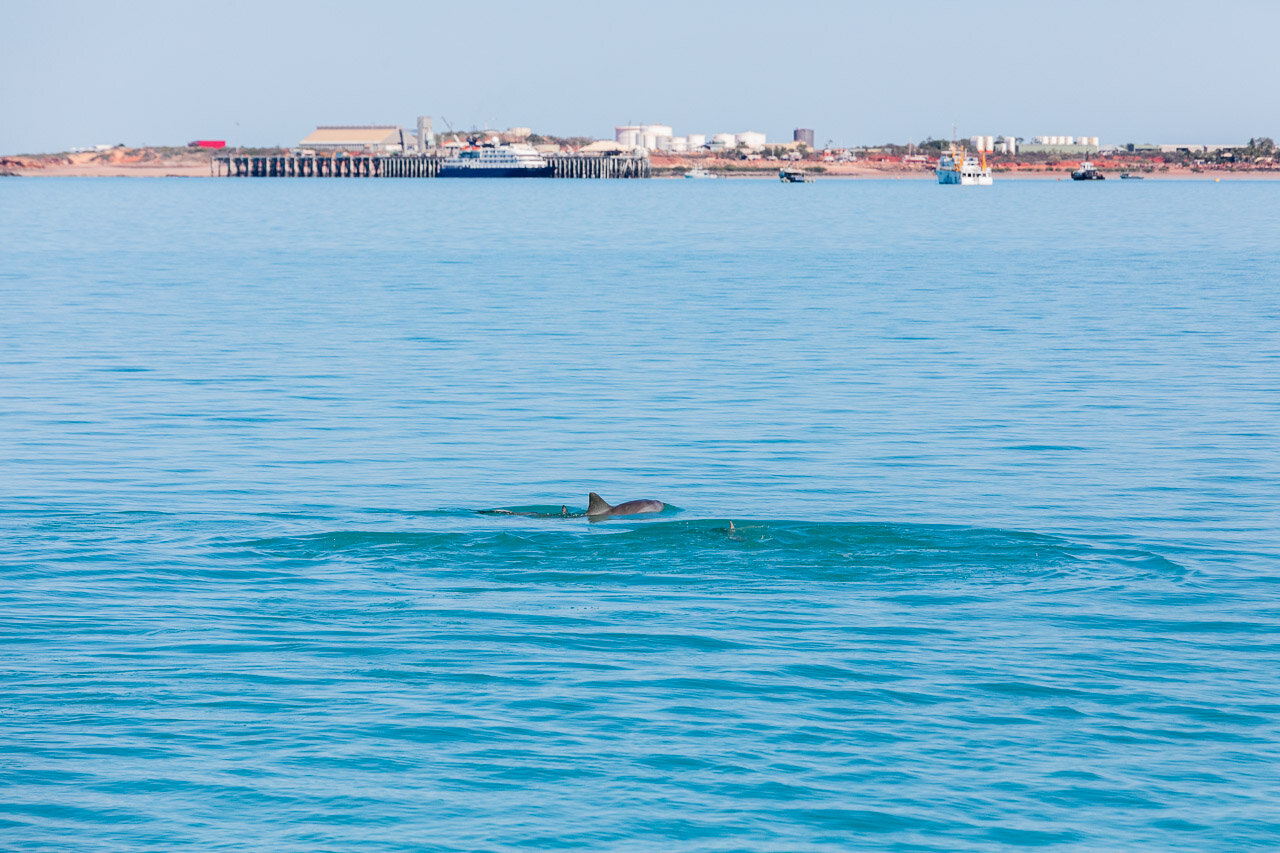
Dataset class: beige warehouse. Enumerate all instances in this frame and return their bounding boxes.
[297,126,416,153]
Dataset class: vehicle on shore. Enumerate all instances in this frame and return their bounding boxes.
[1071,161,1106,180]
[936,143,992,185]
[439,140,553,177]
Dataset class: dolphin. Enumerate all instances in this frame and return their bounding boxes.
[586,492,665,518]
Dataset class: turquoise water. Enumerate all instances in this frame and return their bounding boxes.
[1,177,1278,850]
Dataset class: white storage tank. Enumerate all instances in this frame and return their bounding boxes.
[688,134,706,149]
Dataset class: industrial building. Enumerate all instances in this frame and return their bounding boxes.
[794,128,815,147]
[615,124,674,151]
[613,123,784,154]
[580,140,627,155]
[969,136,1018,154]
[297,125,420,154]
[1019,135,1100,155]
[710,133,737,151]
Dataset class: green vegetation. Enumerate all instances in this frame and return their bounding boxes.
[715,162,777,173]
[1242,137,1275,159]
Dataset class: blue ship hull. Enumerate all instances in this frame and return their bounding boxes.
[438,166,555,178]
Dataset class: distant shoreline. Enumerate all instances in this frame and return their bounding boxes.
[4,147,1278,181]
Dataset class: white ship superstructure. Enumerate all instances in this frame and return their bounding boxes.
[440,141,553,177]
[936,142,993,186]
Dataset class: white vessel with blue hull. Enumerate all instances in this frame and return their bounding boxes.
[936,142,993,185]
[440,141,553,178]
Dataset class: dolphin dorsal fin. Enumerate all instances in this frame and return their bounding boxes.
[587,492,612,515]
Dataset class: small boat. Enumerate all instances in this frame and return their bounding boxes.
[1119,173,1144,180]
[779,166,812,183]
[1071,161,1106,180]
[684,167,717,179]
[936,142,992,185]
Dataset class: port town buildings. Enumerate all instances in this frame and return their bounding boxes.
[286,116,1254,172]
[614,124,812,154]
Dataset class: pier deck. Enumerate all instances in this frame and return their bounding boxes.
[212,154,650,179]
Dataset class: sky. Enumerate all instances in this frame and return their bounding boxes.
[2,0,1277,153]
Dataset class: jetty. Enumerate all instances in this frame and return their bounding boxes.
[212,153,650,179]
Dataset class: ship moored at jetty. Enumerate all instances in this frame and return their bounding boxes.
[439,139,553,178]
[936,142,993,185]
[212,150,650,179]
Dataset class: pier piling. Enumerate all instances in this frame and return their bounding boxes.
[213,153,649,180]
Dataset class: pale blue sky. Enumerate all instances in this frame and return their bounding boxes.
[3,0,1276,153]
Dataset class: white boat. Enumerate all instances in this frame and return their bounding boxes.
[936,142,992,185]
[684,167,717,179]
[439,139,553,177]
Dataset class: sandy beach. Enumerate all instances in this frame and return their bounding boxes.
[1,147,216,177]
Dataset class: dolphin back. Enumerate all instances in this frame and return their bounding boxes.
[610,499,665,516]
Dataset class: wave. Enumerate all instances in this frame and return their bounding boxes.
[221,517,1184,585]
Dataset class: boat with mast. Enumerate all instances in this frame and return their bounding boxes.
[936,139,993,186]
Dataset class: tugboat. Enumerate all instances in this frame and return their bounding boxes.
[779,165,812,183]
[1071,160,1106,180]
[936,142,992,185]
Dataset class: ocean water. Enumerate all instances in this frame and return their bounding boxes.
[1,176,1278,850]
